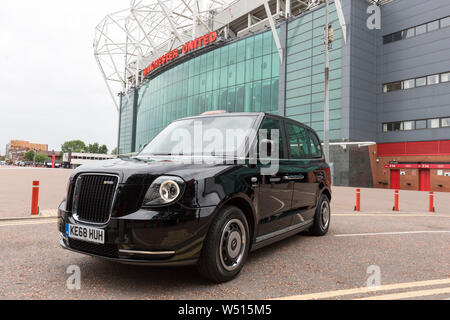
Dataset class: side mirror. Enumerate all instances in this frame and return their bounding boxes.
[260,139,274,158]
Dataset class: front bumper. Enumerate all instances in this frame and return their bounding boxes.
[58,202,216,267]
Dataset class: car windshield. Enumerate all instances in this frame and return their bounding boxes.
[138,115,258,157]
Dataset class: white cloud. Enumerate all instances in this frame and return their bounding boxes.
[0,0,129,155]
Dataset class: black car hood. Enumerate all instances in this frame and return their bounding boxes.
[71,157,234,185]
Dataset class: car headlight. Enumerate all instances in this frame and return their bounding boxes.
[143,176,185,207]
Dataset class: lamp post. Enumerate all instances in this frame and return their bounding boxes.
[323,0,330,162]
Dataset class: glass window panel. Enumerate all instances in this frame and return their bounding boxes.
[427,74,440,85]
[308,130,322,158]
[244,82,253,112]
[199,73,207,93]
[271,78,279,113]
[286,123,309,159]
[236,85,245,112]
[383,34,393,44]
[206,51,214,72]
[441,72,449,82]
[415,24,427,35]
[254,33,263,57]
[261,79,271,111]
[219,88,227,110]
[194,57,201,75]
[441,16,450,28]
[220,46,228,68]
[227,87,236,112]
[254,56,263,81]
[245,59,254,83]
[259,118,284,158]
[272,53,280,78]
[214,48,221,69]
[427,20,439,32]
[403,121,414,131]
[206,72,213,92]
[246,36,254,60]
[383,124,388,133]
[236,61,245,85]
[385,82,402,92]
[220,66,228,87]
[403,28,415,39]
[441,118,450,127]
[403,79,415,89]
[428,118,440,128]
[237,40,246,63]
[228,64,236,87]
[392,31,402,42]
[253,81,262,112]
[416,77,427,87]
[415,120,427,129]
[213,68,220,90]
[228,42,237,65]
[262,54,272,79]
[263,32,272,56]
[193,75,200,93]
[212,90,220,110]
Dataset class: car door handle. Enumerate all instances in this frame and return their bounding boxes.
[283,175,304,181]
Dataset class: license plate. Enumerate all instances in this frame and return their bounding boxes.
[66,224,105,244]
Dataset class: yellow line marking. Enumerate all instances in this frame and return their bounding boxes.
[0,220,56,228]
[356,287,450,300]
[271,278,450,300]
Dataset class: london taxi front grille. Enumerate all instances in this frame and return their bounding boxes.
[68,239,118,258]
[73,174,118,224]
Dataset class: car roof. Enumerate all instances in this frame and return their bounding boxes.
[174,112,316,132]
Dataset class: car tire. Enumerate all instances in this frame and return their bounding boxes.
[197,205,250,283]
[310,194,331,236]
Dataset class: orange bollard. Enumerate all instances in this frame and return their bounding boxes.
[393,190,399,212]
[429,192,435,213]
[31,181,40,216]
[354,189,361,212]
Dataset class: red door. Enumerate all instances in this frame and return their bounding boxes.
[390,170,400,190]
[419,169,431,191]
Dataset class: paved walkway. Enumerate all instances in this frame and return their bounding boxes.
[0,167,72,218]
[1,167,449,218]
[332,187,450,214]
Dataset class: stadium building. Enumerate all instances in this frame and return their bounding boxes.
[95,0,450,192]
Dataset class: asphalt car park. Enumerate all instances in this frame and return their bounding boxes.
[0,210,449,300]
[1,167,449,300]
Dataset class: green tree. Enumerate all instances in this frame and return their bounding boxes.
[34,153,50,163]
[88,143,100,154]
[99,145,108,154]
[111,148,118,155]
[24,150,36,162]
[61,140,86,153]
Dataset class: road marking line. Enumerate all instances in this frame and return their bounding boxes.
[356,287,450,300]
[0,220,56,227]
[334,231,450,237]
[271,278,450,300]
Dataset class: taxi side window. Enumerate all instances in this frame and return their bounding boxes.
[259,118,284,158]
[308,130,323,158]
[286,122,310,159]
